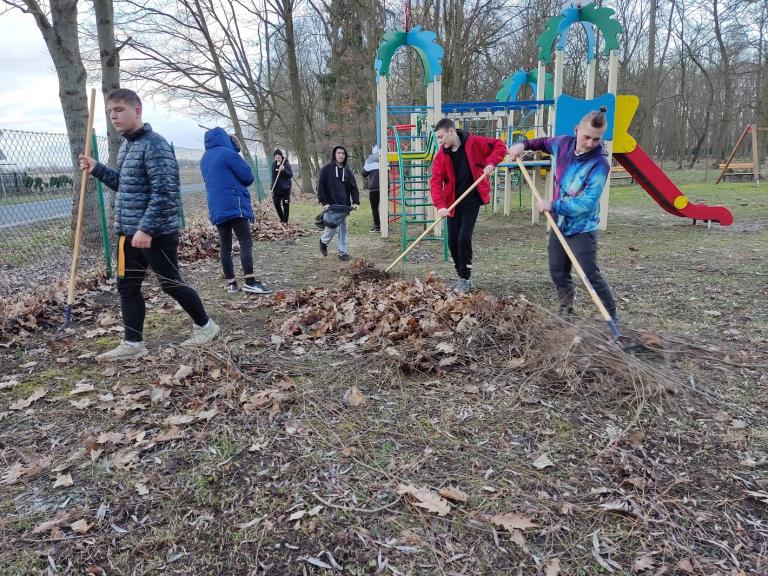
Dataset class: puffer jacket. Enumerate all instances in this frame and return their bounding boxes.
[92,123,180,237]
[200,127,255,225]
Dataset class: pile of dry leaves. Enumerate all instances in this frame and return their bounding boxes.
[0,272,109,343]
[271,260,669,398]
[179,219,309,262]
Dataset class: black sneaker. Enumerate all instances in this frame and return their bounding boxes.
[370,226,380,233]
[243,281,272,294]
[338,253,350,261]
[226,281,239,293]
[319,239,328,257]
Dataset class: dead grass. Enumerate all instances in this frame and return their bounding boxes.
[1,186,767,574]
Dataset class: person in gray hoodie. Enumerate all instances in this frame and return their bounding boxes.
[361,145,381,232]
[316,145,359,261]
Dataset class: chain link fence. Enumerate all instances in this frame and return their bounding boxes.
[0,127,288,299]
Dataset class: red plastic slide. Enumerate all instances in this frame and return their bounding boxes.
[614,146,733,226]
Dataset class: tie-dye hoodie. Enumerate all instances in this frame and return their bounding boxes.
[523,135,609,236]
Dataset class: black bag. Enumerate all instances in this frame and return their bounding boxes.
[314,211,326,230]
[322,209,349,229]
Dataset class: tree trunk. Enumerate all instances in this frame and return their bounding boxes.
[281,0,313,195]
[94,0,122,167]
[20,0,101,248]
[685,43,715,168]
[191,0,259,197]
[639,0,658,150]
[712,0,732,160]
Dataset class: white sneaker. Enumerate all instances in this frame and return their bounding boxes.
[181,320,220,347]
[243,281,272,294]
[96,340,147,363]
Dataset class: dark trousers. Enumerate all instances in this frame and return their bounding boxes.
[117,232,208,342]
[446,201,481,279]
[273,193,290,223]
[216,217,254,281]
[548,231,616,319]
[369,189,381,229]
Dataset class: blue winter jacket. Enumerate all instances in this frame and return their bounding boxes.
[92,123,181,237]
[523,135,610,236]
[200,128,255,225]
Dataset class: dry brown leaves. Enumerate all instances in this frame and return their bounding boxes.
[272,266,530,350]
[397,484,451,516]
[178,219,309,263]
[0,271,108,341]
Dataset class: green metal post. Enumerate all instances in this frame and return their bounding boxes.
[252,155,266,201]
[91,131,113,277]
[171,143,186,228]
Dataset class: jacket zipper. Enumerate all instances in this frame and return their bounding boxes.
[237,191,243,218]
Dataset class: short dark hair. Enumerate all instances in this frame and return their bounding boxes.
[433,118,455,132]
[581,106,608,129]
[106,88,142,108]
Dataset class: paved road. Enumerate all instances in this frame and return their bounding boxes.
[0,183,206,229]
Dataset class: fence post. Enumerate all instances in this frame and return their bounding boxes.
[170,142,187,228]
[91,131,113,278]
[252,155,266,202]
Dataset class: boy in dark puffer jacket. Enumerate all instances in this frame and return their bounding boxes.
[317,145,359,261]
[79,88,219,361]
[201,128,271,295]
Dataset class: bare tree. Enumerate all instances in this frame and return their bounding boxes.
[2,0,101,244]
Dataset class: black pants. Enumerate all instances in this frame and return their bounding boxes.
[369,189,381,229]
[117,232,209,342]
[273,193,290,223]
[548,231,617,319]
[216,217,254,280]
[446,200,481,279]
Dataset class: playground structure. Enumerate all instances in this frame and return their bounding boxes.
[373,1,734,252]
[716,124,765,185]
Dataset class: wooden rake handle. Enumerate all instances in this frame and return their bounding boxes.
[385,172,488,273]
[66,87,97,307]
[269,155,287,196]
[515,157,618,332]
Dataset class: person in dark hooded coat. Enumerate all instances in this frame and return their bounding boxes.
[200,128,271,294]
[316,145,359,261]
[270,149,293,223]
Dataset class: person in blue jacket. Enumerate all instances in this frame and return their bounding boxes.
[508,107,617,321]
[200,128,271,294]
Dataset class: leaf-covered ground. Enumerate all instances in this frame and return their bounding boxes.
[1,182,767,575]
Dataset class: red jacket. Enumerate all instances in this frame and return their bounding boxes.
[430,131,507,216]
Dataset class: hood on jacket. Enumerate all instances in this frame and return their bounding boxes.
[363,146,380,172]
[273,148,284,160]
[331,145,348,165]
[204,127,235,151]
[330,145,349,182]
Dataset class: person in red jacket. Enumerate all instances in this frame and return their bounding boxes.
[430,118,507,293]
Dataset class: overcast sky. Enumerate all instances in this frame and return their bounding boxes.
[0,10,206,150]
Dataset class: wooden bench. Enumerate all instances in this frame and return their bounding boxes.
[611,165,634,184]
[718,162,755,179]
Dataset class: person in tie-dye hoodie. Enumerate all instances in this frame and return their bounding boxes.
[508,107,617,322]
